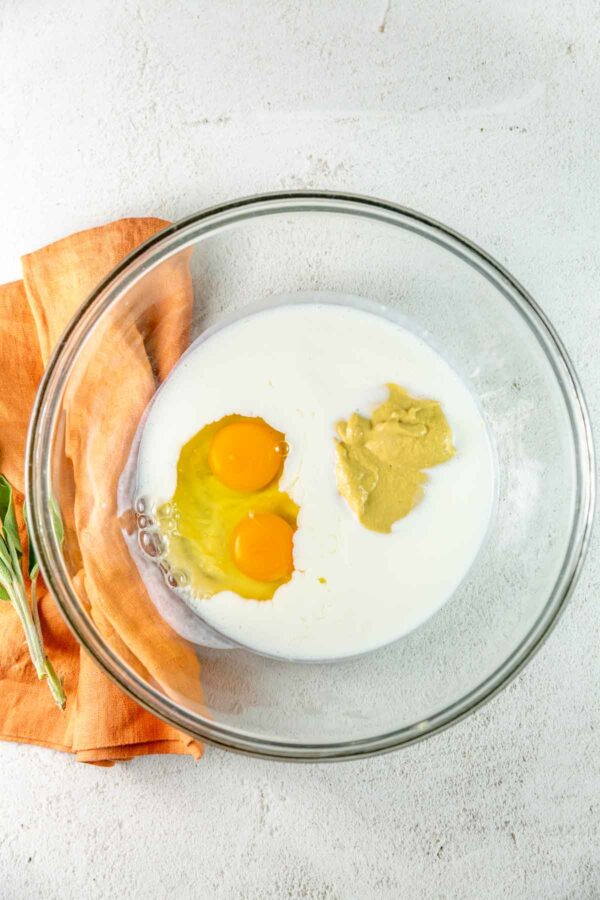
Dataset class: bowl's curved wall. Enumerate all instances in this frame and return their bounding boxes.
[27,193,594,759]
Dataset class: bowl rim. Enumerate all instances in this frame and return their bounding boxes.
[26,190,596,761]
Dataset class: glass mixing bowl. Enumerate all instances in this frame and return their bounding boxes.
[26,192,594,760]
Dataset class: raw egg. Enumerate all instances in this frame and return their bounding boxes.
[158,415,298,601]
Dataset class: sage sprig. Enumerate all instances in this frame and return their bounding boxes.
[0,475,66,709]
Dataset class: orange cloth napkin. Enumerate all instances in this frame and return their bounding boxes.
[0,218,203,765]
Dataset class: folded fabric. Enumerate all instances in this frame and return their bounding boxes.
[0,218,203,764]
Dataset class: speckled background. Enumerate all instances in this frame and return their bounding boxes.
[1,1,599,897]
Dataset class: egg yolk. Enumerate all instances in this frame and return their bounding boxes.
[208,419,284,491]
[231,513,295,582]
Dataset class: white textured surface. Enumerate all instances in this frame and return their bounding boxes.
[1,1,599,897]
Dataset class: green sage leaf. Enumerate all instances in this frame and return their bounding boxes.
[24,491,64,580]
[0,475,23,562]
[23,503,38,579]
[49,493,64,547]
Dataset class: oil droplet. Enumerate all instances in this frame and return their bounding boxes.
[275,440,290,458]
[159,516,177,534]
[173,570,189,588]
[318,577,327,585]
[138,529,165,559]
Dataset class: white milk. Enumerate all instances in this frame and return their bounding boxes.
[136,299,496,660]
